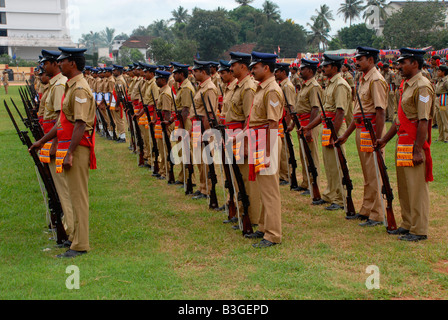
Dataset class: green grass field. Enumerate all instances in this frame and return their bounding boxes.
[0,85,447,300]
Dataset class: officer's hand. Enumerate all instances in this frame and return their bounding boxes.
[63,152,73,170]
[50,141,58,156]
[335,134,347,146]
[305,131,312,143]
[375,138,386,150]
[413,147,424,166]
[29,140,44,153]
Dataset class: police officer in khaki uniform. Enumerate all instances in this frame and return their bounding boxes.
[341,62,355,125]
[381,63,396,122]
[31,47,97,258]
[377,48,434,241]
[291,58,323,202]
[434,65,448,142]
[191,60,219,200]
[39,49,74,245]
[111,65,127,143]
[227,52,262,228]
[337,47,387,226]
[302,54,351,211]
[245,51,284,248]
[274,62,296,186]
[172,62,197,187]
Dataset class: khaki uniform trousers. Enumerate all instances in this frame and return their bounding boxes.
[139,124,150,161]
[321,122,347,207]
[386,91,396,121]
[65,145,91,251]
[298,127,320,190]
[235,161,262,225]
[256,136,282,243]
[279,136,289,181]
[99,107,110,128]
[355,128,385,222]
[396,144,429,235]
[49,157,74,241]
[345,100,354,127]
[436,100,448,142]
[176,118,196,184]
[111,109,126,136]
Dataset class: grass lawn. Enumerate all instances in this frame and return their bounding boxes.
[0,85,447,300]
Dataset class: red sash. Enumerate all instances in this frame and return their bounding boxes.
[397,83,433,182]
[248,124,269,181]
[298,113,311,127]
[56,110,97,173]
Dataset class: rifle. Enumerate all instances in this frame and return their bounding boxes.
[18,88,44,141]
[191,91,218,209]
[203,94,253,235]
[116,85,137,153]
[281,90,299,191]
[154,89,175,184]
[201,93,237,218]
[139,86,159,174]
[4,100,68,245]
[94,100,111,140]
[317,94,356,217]
[285,104,322,203]
[171,89,194,195]
[355,91,397,231]
[119,86,145,166]
[102,94,118,140]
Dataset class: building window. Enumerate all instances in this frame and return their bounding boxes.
[0,12,5,24]
[0,29,6,37]
[0,0,5,8]
[0,46,7,55]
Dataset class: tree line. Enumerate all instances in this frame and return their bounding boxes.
[77,0,448,66]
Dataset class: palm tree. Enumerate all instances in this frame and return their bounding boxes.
[312,5,334,33]
[100,27,116,50]
[363,0,389,22]
[307,15,331,51]
[170,6,190,25]
[235,0,254,6]
[262,0,281,22]
[338,0,364,26]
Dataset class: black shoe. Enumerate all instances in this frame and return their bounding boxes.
[325,203,344,211]
[223,216,238,224]
[359,219,383,227]
[301,190,310,196]
[192,190,201,197]
[279,179,289,186]
[398,233,427,242]
[152,173,161,177]
[387,227,409,235]
[214,205,226,212]
[192,193,207,200]
[345,213,369,221]
[157,176,166,180]
[252,239,278,248]
[56,240,72,248]
[432,124,438,129]
[312,199,328,205]
[56,249,87,258]
[244,230,264,239]
[116,138,126,143]
[231,225,240,230]
[174,180,183,185]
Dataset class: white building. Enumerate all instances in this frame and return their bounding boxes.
[0,0,75,61]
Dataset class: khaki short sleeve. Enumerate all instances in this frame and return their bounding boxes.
[308,85,321,109]
[242,87,255,118]
[416,86,434,120]
[52,84,65,112]
[371,79,388,110]
[334,84,349,111]
[73,88,92,123]
[265,90,283,122]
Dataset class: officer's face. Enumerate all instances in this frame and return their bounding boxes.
[220,70,233,84]
[398,59,415,78]
[58,58,73,77]
[322,64,335,77]
[356,55,371,72]
[251,62,268,82]
[230,62,242,78]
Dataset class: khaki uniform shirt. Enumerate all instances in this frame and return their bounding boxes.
[142,77,159,106]
[130,77,144,101]
[211,72,222,91]
[175,79,196,110]
[249,76,284,127]
[221,78,238,118]
[114,74,128,91]
[323,73,352,114]
[225,74,256,124]
[295,76,322,114]
[60,74,96,131]
[279,78,296,109]
[354,67,387,114]
[398,72,434,122]
[435,75,448,95]
[44,73,67,121]
[192,77,218,118]
[158,84,173,112]
[38,84,50,118]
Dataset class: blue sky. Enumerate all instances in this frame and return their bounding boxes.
[67,0,357,43]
